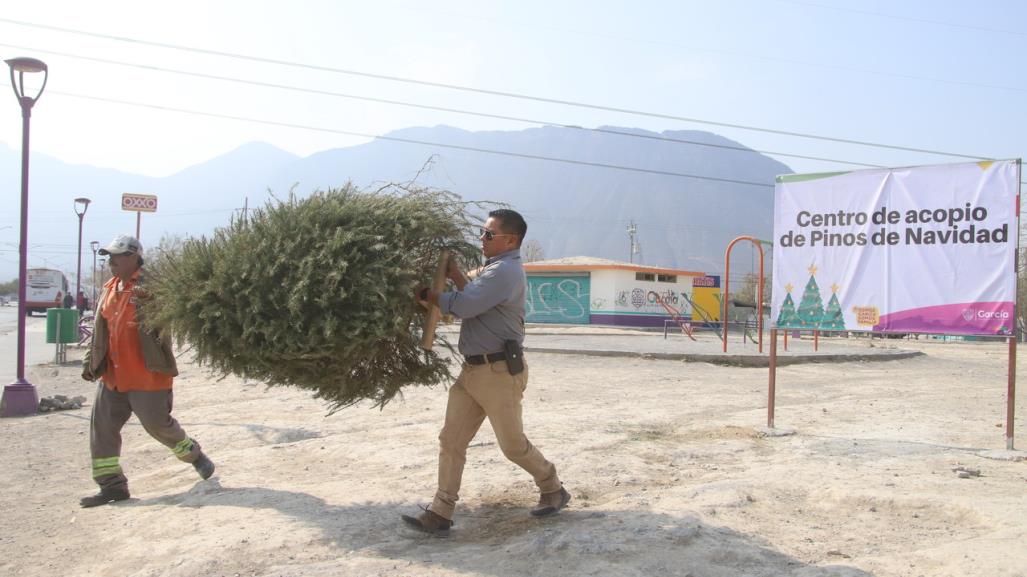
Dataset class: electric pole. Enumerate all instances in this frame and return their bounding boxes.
[627,221,637,263]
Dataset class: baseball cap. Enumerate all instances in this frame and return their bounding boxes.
[98,235,143,256]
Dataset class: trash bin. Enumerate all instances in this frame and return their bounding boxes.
[46,308,79,344]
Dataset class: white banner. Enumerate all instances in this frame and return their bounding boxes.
[772,160,1020,336]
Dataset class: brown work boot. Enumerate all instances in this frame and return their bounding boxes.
[79,486,130,508]
[530,486,571,517]
[401,507,453,535]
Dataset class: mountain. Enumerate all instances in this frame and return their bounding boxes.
[0,126,790,281]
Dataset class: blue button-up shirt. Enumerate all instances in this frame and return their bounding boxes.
[438,249,525,356]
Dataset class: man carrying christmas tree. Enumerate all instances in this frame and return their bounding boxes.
[79,235,215,508]
[403,209,570,535]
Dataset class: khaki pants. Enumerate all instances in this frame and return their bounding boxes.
[89,382,200,490]
[431,359,560,519]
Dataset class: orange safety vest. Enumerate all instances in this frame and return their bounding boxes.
[99,271,173,392]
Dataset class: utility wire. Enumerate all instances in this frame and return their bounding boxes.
[51,90,776,189]
[366,2,1027,95]
[8,45,1022,186]
[0,42,886,170]
[773,0,1027,38]
[0,17,1007,163]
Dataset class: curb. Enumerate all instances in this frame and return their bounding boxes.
[524,347,924,367]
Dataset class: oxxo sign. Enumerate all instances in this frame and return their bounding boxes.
[122,193,158,213]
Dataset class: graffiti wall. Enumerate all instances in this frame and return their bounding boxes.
[587,269,699,327]
[525,275,591,324]
[610,286,692,316]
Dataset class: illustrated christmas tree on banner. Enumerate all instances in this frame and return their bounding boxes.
[795,264,825,329]
[820,283,845,331]
[776,283,799,327]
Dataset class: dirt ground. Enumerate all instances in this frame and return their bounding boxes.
[1,335,1025,577]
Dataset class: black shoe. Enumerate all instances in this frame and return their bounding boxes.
[80,486,130,508]
[193,452,215,480]
[402,507,453,535]
[530,486,571,517]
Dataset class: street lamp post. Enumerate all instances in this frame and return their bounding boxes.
[73,198,90,312]
[2,56,48,418]
[90,240,99,311]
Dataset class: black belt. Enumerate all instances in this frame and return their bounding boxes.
[464,351,506,365]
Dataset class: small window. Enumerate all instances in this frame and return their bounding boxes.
[657,274,677,283]
[635,272,655,282]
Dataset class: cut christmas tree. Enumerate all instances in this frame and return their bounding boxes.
[143,184,483,411]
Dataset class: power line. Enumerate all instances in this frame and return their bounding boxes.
[0,42,887,171]
[345,2,1027,95]
[773,0,1027,38]
[7,45,1022,188]
[0,17,1007,163]
[51,90,777,189]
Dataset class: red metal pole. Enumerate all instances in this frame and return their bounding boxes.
[814,330,819,352]
[756,241,765,354]
[1008,336,1016,450]
[768,328,777,428]
[724,236,767,353]
[723,241,733,352]
[783,330,788,351]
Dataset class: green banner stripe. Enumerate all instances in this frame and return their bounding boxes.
[776,171,850,184]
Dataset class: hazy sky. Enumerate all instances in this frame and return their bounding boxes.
[0,0,1024,275]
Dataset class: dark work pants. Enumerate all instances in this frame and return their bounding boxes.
[89,382,200,490]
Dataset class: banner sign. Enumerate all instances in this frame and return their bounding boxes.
[692,275,721,288]
[122,193,158,213]
[772,160,1020,335]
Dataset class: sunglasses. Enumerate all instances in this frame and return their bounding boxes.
[479,227,515,241]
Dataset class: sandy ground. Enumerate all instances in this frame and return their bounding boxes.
[1,334,1026,577]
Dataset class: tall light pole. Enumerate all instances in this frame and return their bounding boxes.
[90,240,99,310]
[2,56,48,417]
[627,221,638,264]
[73,197,90,311]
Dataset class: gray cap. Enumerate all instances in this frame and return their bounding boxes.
[98,235,143,256]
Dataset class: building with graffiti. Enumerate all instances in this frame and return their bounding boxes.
[523,256,720,328]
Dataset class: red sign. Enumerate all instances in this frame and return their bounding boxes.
[122,193,158,213]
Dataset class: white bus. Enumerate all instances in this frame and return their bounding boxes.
[25,268,69,315]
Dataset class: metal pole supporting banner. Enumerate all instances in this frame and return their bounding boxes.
[768,328,777,428]
[1008,336,1016,451]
